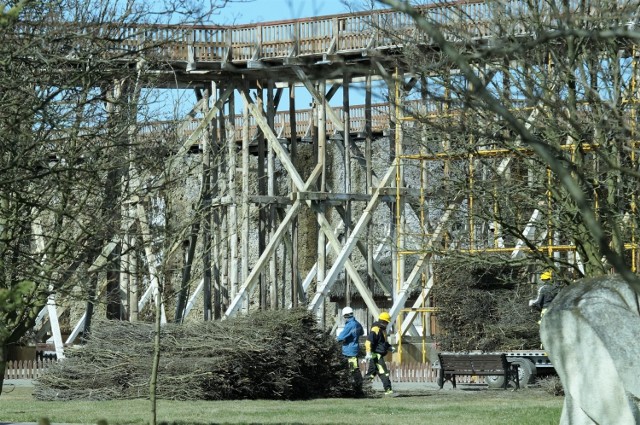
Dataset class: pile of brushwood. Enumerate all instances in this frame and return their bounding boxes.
[34,309,368,401]
[432,257,542,352]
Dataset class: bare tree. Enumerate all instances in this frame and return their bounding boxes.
[375,0,640,292]
[0,0,232,400]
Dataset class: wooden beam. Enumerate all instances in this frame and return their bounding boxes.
[136,202,167,324]
[224,164,323,318]
[176,85,234,156]
[308,161,396,312]
[334,205,391,296]
[239,87,381,316]
[240,87,306,189]
[292,66,345,132]
[399,280,434,337]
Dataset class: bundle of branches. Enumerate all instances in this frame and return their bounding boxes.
[432,256,541,352]
[34,309,366,401]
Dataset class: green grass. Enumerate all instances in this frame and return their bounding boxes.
[0,386,562,425]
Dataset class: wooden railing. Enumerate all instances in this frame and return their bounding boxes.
[135,1,502,62]
[17,0,614,65]
[360,361,438,383]
[389,361,438,383]
[139,101,396,143]
[121,0,618,63]
[137,97,544,144]
[4,359,56,380]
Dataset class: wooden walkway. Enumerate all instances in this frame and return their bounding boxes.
[21,0,581,82]
[104,1,496,67]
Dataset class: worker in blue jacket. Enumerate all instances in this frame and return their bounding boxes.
[337,306,364,386]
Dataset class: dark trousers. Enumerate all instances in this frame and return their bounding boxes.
[365,353,392,391]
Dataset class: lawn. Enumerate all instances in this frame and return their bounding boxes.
[0,385,562,425]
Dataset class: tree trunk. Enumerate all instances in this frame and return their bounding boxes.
[149,292,161,425]
[0,342,7,397]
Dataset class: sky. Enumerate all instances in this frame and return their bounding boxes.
[216,0,357,25]
[154,0,390,118]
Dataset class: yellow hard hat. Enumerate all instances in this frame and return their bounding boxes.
[540,270,553,281]
[379,312,391,322]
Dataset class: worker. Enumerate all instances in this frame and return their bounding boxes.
[529,270,561,322]
[364,311,396,396]
[336,306,364,387]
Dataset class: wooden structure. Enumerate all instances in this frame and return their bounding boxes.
[30,1,640,364]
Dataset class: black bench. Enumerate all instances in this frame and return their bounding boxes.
[436,353,519,390]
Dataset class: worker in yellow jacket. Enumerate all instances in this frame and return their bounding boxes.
[364,311,396,396]
[529,270,561,323]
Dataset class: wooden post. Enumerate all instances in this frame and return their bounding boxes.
[289,82,299,307]
[227,88,238,313]
[388,71,398,326]
[365,74,373,326]
[267,79,278,309]
[202,83,213,321]
[129,230,138,321]
[212,82,223,320]
[394,68,405,357]
[343,72,351,306]
[317,79,327,326]
[241,80,250,312]
[121,206,132,321]
[256,81,267,309]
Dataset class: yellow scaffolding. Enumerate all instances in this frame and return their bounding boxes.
[392,53,640,363]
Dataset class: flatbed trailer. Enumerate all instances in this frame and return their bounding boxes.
[435,350,554,388]
[485,350,554,387]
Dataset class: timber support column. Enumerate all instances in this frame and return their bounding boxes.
[317,79,327,326]
[202,84,214,321]
[241,80,251,312]
[267,79,278,309]
[393,68,406,357]
[365,73,374,314]
[387,70,398,326]
[289,82,300,307]
[256,82,267,310]
[343,72,352,306]
[227,86,238,315]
